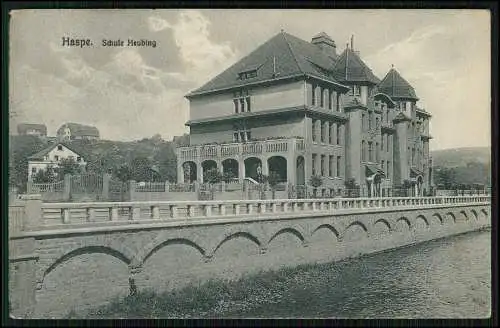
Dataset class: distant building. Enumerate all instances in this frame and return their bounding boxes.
[28,142,87,178]
[176,31,433,197]
[57,123,100,141]
[17,123,47,137]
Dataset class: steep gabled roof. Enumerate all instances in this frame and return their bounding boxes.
[57,123,100,137]
[28,142,86,161]
[331,48,380,85]
[378,68,418,100]
[187,31,347,97]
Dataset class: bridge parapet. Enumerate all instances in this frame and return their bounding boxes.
[10,195,491,233]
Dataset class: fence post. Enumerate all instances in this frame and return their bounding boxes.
[9,194,42,318]
[26,179,33,194]
[102,173,111,201]
[63,174,72,201]
[129,180,136,201]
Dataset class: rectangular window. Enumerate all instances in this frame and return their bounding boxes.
[321,122,325,143]
[329,155,333,177]
[329,123,334,144]
[361,141,366,162]
[312,120,317,142]
[233,132,239,142]
[233,90,250,113]
[328,90,333,110]
[336,156,341,177]
[321,155,325,176]
[312,154,317,176]
[312,84,317,106]
[381,134,384,151]
[362,113,366,131]
[54,155,59,161]
[31,167,36,173]
[337,125,341,145]
[77,156,81,162]
[381,160,385,174]
[368,142,373,162]
[234,99,239,113]
[353,85,360,96]
[336,94,340,112]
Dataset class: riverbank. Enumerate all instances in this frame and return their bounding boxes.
[71,229,491,319]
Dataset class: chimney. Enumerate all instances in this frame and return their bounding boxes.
[311,32,337,57]
[350,34,360,56]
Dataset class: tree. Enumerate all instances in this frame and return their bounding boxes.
[32,166,58,183]
[131,157,153,182]
[402,179,412,197]
[56,158,83,178]
[204,168,222,184]
[309,175,323,198]
[344,177,359,198]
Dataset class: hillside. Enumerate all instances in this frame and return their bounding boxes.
[430,147,490,168]
[9,134,189,192]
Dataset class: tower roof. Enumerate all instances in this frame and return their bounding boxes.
[187,31,346,97]
[378,68,418,100]
[331,47,380,85]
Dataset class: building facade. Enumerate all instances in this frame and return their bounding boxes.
[176,31,433,197]
[17,123,47,137]
[28,143,87,178]
[57,123,100,141]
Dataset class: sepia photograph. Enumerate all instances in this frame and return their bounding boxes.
[7,8,492,320]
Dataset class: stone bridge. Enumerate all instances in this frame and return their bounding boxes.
[8,195,491,318]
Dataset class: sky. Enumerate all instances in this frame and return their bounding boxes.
[9,9,491,150]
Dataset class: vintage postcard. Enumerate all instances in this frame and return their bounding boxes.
[7,8,492,320]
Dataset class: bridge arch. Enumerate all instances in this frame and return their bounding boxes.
[432,213,443,225]
[268,227,306,246]
[341,221,369,241]
[471,209,479,221]
[211,231,262,257]
[445,212,456,223]
[312,224,340,239]
[459,210,469,221]
[135,238,206,267]
[394,217,412,232]
[373,218,392,232]
[41,245,132,283]
[414,215,429,228]
[480,209,488,220]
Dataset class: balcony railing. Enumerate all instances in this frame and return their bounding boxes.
[178,138,305,160]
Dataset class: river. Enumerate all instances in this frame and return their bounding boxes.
[86,229,491,319]
[223,230,491,318]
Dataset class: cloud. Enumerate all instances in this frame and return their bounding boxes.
[168,10,239,82]
[148,16,172,32]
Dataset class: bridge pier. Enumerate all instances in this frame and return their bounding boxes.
[9,195,42,318]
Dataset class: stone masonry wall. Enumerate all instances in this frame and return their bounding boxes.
[9,202,491,318]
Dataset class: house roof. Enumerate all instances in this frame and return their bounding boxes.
[410,167,424,178]
[331,47,381,85]
[57,123,100,137]
[365,163,385,177]
[28,142,86,161]
[187,31,348,97]
[378,68,418,100]
[17,123,47,135]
